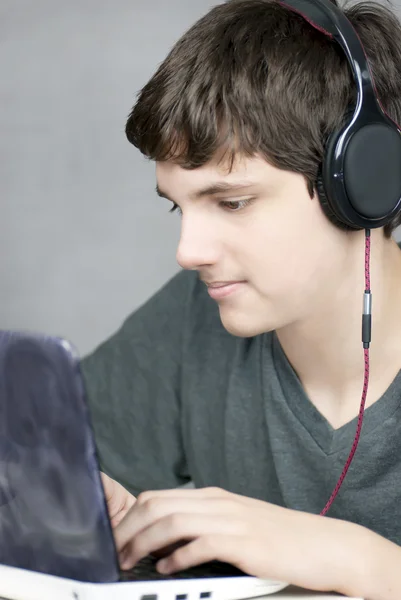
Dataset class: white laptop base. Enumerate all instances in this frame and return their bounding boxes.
[0,563,287,600]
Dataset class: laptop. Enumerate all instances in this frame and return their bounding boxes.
[0,330,288,600]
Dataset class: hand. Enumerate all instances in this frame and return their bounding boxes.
[101,472,136,528]
[114,486,366,595]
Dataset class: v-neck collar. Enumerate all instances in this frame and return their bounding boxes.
[267,331,401,455]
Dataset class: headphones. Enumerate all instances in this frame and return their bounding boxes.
[278,0,401,230]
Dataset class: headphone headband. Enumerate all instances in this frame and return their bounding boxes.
[279,0,379,114]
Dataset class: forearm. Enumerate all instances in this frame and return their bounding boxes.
[340,525,401,600]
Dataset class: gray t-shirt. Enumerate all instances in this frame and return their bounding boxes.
[81,269,401,546]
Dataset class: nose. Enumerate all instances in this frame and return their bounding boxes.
[176,214,220,271]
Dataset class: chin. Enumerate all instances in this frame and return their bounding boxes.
[219,309,275,338]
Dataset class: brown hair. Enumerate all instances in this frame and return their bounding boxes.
[126,0,401,237]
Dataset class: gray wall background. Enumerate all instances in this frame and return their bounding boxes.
[1,0,400,356]
[0,0,217,355]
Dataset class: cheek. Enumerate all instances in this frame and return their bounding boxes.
[243,220,328,296]
[232,186,337,290]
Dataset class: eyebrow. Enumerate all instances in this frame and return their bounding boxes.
[155,181,257,202]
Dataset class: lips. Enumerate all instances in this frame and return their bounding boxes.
[206,281,243,288]
[205,281,246,300]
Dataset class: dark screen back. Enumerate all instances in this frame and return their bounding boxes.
[0,331,119,582]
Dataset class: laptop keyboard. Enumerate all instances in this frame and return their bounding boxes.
[120,554,246,581]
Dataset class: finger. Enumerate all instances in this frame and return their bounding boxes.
[122,490,136,513]
[100,473,137,525]
[114,496,242,552]
[136,487,234,503]
[110,492,137,528]
[101,474,121,521]
[119,513,244,570]
[100,472,113,502]
[155,534,246,575]
[135,487,261,510]
[110,511,130,528]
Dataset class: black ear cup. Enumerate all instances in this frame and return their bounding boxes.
[341,123,401,221]
[317,118,401,230]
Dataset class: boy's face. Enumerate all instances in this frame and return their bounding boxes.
[156,153,349,337]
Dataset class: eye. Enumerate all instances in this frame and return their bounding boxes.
[168,198,254,215]
[220,198,253,211]
[169,203,182,216]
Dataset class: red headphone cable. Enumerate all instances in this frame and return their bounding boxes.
[320,228,371,516]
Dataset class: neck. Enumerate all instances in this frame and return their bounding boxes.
[276,231,401,425]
